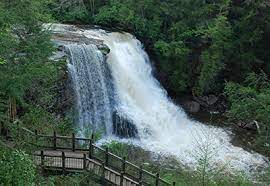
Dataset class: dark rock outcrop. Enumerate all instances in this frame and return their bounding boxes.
[112,111,138,138]
[194,94,227,113]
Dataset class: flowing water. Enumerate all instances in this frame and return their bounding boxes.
[49,24,268,174]
[65,44,114,137]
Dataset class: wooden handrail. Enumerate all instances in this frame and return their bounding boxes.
[93,144,106,152]
[15,126,173,185]
[20,127,35,135]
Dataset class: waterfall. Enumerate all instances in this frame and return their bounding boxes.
[65,44,113,137]
[84,31,267,173]
[49,24,267,174]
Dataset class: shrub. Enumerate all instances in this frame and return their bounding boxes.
[0,147,36,186]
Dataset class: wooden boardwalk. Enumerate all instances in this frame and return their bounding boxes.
[33,150,139,186]
[7,126,176,186]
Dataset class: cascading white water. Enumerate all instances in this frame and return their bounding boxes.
[65,44,113,137]
[84,30,267,173]
[49,24,267,174]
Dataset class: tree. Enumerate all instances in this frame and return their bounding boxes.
[0,0,53,123]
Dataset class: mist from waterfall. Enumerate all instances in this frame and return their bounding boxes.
[50,24,267,174]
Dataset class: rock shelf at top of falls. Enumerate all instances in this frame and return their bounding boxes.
[46,23,269,176]
[45,24,110,61]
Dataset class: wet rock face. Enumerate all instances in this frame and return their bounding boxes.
[112,111,138,138]
[51,33,110,54]
[55,65,76,118]
[51,33,110,57]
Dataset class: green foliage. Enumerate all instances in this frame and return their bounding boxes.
[0,146,36,186]
[94,0,162,41]
[162,170,251,186]
[228,0,270,74]
[55,4,91,23]
[95,1,134,27]
[0,58,5,65]
[0,0,54,104]
[21,106,73,134]
[154,40,190,94]
[0,0,73,138]
[104,140,130,158]
[36,173,101,186]
[225,72,270,155]
[196,16,233,95]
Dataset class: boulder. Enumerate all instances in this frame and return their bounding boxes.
[184,101,200,113]
[206,95,219,105]
[195,95,218,107]
[193,94,226,113]
[237,120,259,131]
[245,121,258,131]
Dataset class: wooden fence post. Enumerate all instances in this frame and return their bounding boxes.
[101,163,105,185]
[89,139,93,158]
[122,156,126,173]
[53,131,57,150]
[41,150,44,172]
[72,133,75,151]
[155,173,160,186]
[172,181,176,186]
[139,165,143,185]
[83,154,87,170]
[62,151,66,174]
[120,171,124,186]
[105,147,109,166]
[34,130,38,144]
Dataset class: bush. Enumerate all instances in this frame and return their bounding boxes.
[0,147,36,186]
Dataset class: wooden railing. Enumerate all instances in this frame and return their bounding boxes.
[11,126,176,186]
[33,151,139,185]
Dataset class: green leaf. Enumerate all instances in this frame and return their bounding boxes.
[0,58,6,65]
